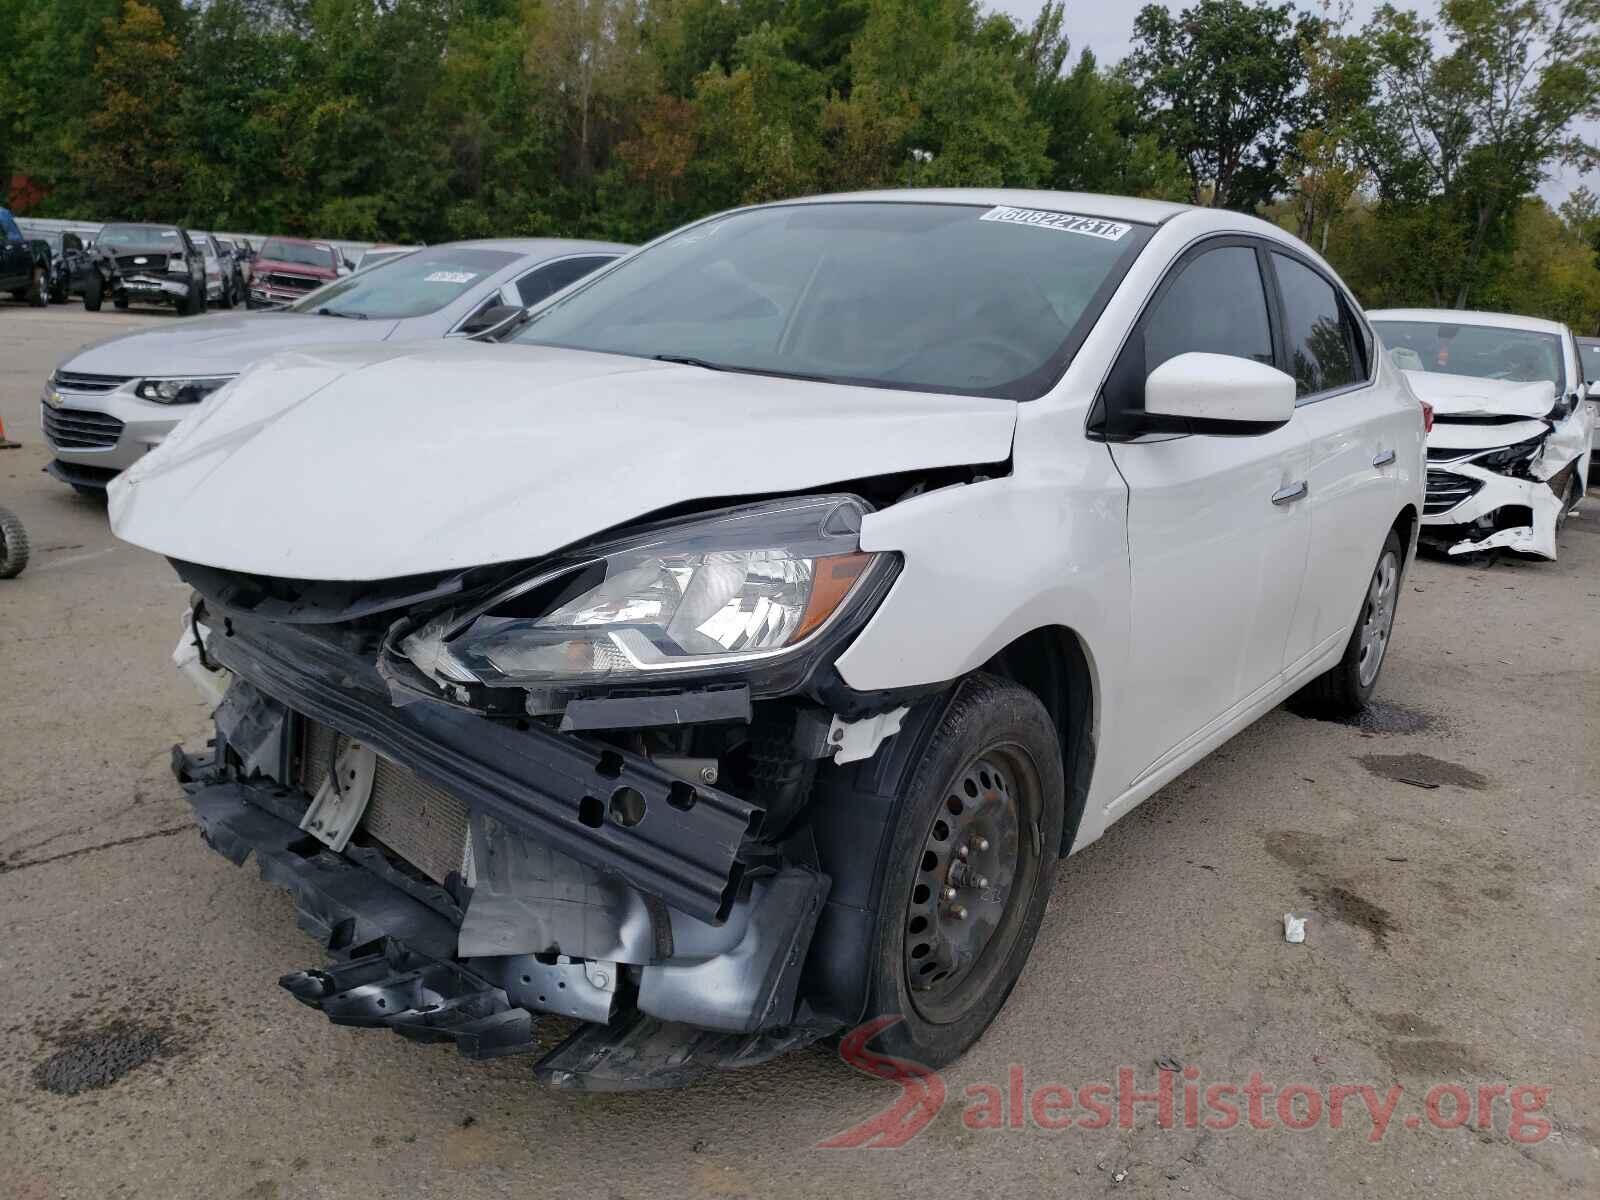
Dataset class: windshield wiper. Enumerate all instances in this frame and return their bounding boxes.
[316,306,368,320]
[653,353,727,371]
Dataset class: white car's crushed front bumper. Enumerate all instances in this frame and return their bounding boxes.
[1423,406,1591,559]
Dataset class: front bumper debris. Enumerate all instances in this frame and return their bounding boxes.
[1423,408,1590,560]
[208,616,762,924]
[183,766,838,1086]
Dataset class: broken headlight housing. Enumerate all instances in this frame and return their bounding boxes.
[1473,434,1545,475]
[135,376,234,405]
[398,495,893,705]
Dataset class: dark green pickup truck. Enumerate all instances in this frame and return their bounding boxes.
[0,207,50,306]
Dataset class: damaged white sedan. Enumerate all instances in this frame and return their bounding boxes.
[110,191,1425,1087]
[1370,309,1592,560]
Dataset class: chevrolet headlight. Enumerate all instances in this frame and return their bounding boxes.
[399,495,891,692]
[1474,435,1544,474]
[167,256,188,273]
[135,376,234,405]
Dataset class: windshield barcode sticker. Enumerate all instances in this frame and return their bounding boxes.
[423,271,476,284]
[980,207,1131,241]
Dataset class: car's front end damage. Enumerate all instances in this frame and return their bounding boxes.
[110,338,1019,1087]
[1409,372,1592,560]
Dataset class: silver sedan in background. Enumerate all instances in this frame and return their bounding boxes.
[40,238,628,493]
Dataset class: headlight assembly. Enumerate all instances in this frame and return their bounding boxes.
[396,495,894,704]
[1472,434,1545,475]
[135,376,234,405]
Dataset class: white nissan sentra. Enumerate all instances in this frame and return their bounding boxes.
[109,191,1425,1085]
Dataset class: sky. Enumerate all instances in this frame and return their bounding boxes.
[987,0,1594,205]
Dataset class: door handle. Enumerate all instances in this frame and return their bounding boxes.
[1372,448,1397,468]
[1271,480,1309,506]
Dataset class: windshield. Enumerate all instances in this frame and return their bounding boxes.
[514,202,1152,398]
[287,246,516,318]
[98,224,184,251]
[261,238,338,269]
[1374,320,1566,393]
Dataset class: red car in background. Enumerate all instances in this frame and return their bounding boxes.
[247,236,351,308]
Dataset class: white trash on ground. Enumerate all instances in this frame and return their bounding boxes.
[1283,913,1307,944]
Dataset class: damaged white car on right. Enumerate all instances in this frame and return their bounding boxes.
[1370,309,1592,560]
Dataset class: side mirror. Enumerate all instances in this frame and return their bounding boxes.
[1144,352,1296,434]
[457,303,524,338]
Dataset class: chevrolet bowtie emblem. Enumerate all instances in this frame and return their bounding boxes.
[46,391,65,408]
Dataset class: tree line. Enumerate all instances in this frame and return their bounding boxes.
[3,0,1600,328]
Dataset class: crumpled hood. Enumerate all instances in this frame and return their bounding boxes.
[1402,370,1557,419]
[62,312,400,378]
[109,341,1018,580]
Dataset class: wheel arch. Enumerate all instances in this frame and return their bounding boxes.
[1392,502,1419,569]
[978,624,1096,857]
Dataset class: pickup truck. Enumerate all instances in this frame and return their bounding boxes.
[0,207,51,306]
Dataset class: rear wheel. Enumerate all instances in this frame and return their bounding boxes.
[27,265,46,307]
[863,674,1063,1068]
[0,508,30,579]
[1292,528,1403,717]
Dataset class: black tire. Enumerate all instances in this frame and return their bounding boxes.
[184,286,206,316]
[1554,471,1580,537]
[0,508,29,579]
[27,265,46,307]
[49,276,67,303]
[858,673,1064,1068]
[83,273,104,311]
[1292,528,1404,717]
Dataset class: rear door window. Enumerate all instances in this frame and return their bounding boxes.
[1271,253,1362,398]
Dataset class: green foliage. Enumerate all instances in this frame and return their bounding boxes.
[1124,0,1321,209]
[2,0,1598,333]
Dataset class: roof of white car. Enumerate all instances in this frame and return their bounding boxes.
[773,188,1197,226]
[1367,307,1569,337]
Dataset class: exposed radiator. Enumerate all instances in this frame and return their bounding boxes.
[298,718,471,885]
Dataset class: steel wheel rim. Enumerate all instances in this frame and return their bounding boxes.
[1357,549,1399,688]
[902,745,1041,1024]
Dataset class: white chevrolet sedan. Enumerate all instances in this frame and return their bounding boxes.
[1371,308,1593,560]
[109,191,1425,1082]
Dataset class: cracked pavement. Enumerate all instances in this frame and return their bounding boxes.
[1,305,1596,1199]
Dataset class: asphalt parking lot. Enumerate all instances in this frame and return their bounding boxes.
[1,303,1596,1199]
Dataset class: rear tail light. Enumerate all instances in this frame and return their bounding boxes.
[1420,399,1434,434]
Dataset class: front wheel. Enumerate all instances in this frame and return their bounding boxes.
[27,265,46,307]
[0,508,30,578]
[1292,528,1404,716]
[862,674,1064,1068]
[83,273,104,311]
[184,286,206,316]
